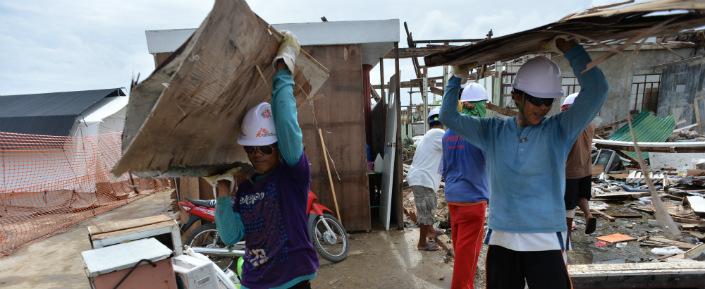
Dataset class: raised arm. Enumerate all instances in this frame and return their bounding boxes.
[271,31,304,167]
[556,44,609,141]
[271,64,303,166]
[438,75,490,151]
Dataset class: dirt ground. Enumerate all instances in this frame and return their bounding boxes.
[0,190,175,289]
[0,190,458,289]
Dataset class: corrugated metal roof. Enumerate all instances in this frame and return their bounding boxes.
[145,20,401,54]
[608,111,676,159]
[145,19,400,66]
[0,88,124,136]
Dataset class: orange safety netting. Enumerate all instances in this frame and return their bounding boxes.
[0,131,172,256]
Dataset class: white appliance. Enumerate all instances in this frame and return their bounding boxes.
[172,254,219,289]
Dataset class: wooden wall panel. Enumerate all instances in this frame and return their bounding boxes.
[157,45,371,231]
[299,44,371,232]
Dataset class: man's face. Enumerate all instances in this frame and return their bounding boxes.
[513,92,553,126]
[462,101,475,110]
[244,144,280,174]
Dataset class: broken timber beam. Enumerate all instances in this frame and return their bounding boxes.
[569,262,705,289]
[486,103,519,117]
[383,47,452,59]
[593,139,705,153]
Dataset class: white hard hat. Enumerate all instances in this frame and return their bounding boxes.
[562,92,579,106]
[237,102,278,146]
[428,107,441,124]
[429,107,440,117]
[512,56,563,99]
[460,82,488,102]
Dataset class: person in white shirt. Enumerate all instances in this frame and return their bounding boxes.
[406,107,445,251]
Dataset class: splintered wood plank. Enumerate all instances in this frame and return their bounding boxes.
[569,261,705,289]
[648,236,697,250]
[113,0,328,177]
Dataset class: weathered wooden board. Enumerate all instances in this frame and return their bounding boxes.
[569,261,705,289]
[424,0,705,67]
[297,45,371,232]
[113,0,328,177]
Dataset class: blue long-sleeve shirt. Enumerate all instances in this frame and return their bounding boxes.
[441,129,489,203]
[439,45,608,233]
[215,69,317,288]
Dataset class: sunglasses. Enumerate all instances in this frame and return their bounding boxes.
[243,144,275,155]
[522,92,554,107]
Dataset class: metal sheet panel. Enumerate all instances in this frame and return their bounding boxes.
[380,75,398,230]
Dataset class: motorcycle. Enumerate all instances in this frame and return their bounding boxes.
[178,190,349,268]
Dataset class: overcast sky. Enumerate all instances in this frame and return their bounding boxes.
[1,0,614,98]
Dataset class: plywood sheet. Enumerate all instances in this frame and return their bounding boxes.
[113,0,328,177]
[298,45,371,232]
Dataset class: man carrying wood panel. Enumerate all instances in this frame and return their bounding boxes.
[206,32,319,289]
[439,37,609,289]
[440,82,490,289]
[561,92,597,242]
[407,108,445,251]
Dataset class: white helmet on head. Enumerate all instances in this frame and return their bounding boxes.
[512,56,563,99]
[562,92,579,106]
[428,107,441,124]
[237,102,278,146]
[460,82,488,102]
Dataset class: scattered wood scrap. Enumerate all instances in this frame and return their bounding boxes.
[592,191,650,200]
[685,243,705,261]
[641,236,697,250]
[591,209,616,222]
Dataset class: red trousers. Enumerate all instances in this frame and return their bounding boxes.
[449,201,487,289]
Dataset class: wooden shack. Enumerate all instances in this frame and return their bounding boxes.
[145,20,400,231]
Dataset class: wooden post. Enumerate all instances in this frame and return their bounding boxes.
[422,67,429,132]
[318,128,342,224]
[694,98,703,133]
[379,58,386,104]
[394,42,404,229]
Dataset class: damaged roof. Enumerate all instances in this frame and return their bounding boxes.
[424,0,705,67]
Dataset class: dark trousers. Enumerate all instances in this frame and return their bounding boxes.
[486,245,572,289]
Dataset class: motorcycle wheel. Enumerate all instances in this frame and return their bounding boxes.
[186,223,235,270]
[308,213,349,263]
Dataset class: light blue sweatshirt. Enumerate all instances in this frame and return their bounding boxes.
[438,45,608,233]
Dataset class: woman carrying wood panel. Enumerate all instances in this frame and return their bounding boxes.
[207,32,318,289]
